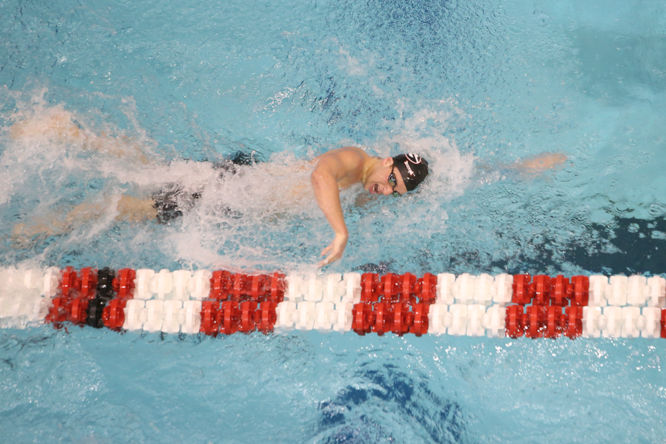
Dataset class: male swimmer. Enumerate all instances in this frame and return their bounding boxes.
[309,147,567,265]
[311,148,429,266]
[113,146,430,267]
[8,110,566,266]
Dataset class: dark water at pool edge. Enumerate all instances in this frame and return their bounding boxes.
[489,215,666,276]
[360,215,666,276]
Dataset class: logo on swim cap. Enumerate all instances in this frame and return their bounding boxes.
[406,153,422,165]
[392,153,429,192]
[402,153,423,177]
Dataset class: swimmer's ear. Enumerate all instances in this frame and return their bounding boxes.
[382,157,393,167]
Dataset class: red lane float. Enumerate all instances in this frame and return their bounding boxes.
[200,271,285,336]
[352,272,437,336]
[103,268,137,330]
[506,274,589,339]
[44,267,138,330]
[1,267,664,338]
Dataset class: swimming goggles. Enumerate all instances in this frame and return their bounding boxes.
[388,168,400,197]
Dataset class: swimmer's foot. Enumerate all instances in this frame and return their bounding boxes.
[11,197,155,248]
[11,222,51,248]
[11,216,74,248]
[10,108,151,165]
[10,223,32,248]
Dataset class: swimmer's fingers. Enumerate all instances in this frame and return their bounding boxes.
[318,235,347,267]
[318,251,341,268]
[318,244,336,267]
[320,243,333,257]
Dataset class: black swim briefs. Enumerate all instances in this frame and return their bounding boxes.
[151,151,259,224]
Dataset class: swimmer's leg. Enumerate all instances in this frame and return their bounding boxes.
[11,200,106,244]
[11,195,157,246]
[8,108,82,143]
[8,108,150,164]
[116,195,158,222]
[12,219,70,245]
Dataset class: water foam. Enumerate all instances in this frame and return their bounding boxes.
[1,89,477,271]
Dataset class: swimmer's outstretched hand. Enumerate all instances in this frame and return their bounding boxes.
[513,153,567,173]
[318,233,348,267]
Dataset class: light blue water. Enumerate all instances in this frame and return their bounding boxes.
[0,0,664,442]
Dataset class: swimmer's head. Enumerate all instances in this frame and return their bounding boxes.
[391,153,429,192]
[364,153,429,196]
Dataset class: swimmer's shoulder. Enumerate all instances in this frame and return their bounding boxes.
[313,147,369,171]
[315,146,367,160]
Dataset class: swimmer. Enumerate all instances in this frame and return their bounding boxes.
[311,149,429,265]
[11,146,430,266]
[7,110,566,266]
[310,149,566,265]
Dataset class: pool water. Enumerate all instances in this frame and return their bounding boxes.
[0,0,664,442]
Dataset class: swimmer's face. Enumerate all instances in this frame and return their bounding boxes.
[364,158,408,196]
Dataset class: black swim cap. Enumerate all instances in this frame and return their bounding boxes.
[392,153,429,191]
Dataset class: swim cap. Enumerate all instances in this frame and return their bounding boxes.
[392,153,429,191]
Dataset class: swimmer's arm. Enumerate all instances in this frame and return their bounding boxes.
[478,152,568,177]
[311,153,349,266]
[510,153,567,173]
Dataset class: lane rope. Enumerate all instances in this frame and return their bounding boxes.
[0,267,664,338]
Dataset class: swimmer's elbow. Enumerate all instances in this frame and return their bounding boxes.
[310,169,330,189]
[311,170,339,203]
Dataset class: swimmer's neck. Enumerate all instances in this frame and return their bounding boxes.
[360,156,381,185]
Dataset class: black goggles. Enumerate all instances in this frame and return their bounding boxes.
[388,168,400,197]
